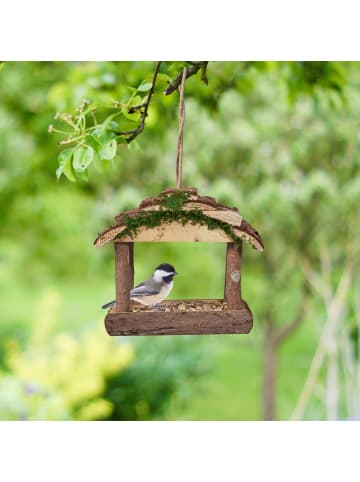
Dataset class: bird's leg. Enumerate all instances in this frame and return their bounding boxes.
[152,304,164,312]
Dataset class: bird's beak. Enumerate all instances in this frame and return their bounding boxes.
[175,271,179,275]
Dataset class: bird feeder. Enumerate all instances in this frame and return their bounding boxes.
[94,186,264,336]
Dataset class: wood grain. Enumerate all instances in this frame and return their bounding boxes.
[202,210,243,226]
[116,221,233,242]
[104,305,253,336]
[224,242,242,309]
[129,243,134,289]
[114,242,132,311]
[94,225,127,247]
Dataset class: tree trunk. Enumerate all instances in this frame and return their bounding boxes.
[262,303,306,421]
[263,328,277,421]
[326,341,338,420]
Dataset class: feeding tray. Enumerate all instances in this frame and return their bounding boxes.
[94,187,264,336]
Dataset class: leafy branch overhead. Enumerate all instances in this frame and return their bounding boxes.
[50,61,209,182]
[49,61,346,182]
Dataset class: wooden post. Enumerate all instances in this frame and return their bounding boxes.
[224,242,242,309]
[129,243,134,289]
[114,242,133,312]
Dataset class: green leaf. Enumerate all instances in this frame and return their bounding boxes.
[137,82,152,92]
[92,127,114,146]
[56,148,76,182]
[122,96,142,122]
[102,112,122,131]
[100,140,117,160]
[56,165,63,180]
[85,133,102,151]
[168,62,186,76]
[157,73,171,82]
[90,115,119,149]
[107,120,121,133]
[86,124,119,151]
[129,95,142,106]
[122,110,140,122]
[73,146,94,173]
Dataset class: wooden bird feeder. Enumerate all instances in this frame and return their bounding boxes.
[94,186,264,336]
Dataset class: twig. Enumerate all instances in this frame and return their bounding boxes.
[127,101,147,113]
[201,62,209,85]
[103,61,207,141]
[112,61,161,142]
[126,61,161,142]
[273,280,310,345]
[273,302,306,345]
[164,62,208,95]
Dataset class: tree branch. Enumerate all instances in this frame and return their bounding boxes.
[291,262,353,420]
[163,62,208,95]
[121,61,208,141]
[302,257,332,305]
[112,61,161,142]
[273,282,310,345]
[126,61,161,142]
[273,304,306,345]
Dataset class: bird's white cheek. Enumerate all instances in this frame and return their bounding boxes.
[154,269,174,282]
[167,281,173,295]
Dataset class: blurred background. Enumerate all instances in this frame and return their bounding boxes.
[0,61,359,421]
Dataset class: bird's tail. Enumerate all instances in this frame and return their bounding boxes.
[102,300,116,310]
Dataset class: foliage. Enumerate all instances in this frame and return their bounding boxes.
[0,286,207,421]
[0,61,359,421]
[0,374,69,421]
[48,61,347,182]
[1,288,133,420]
[287,61,346,103]
[103,337,209,421]
[48,62,173,181]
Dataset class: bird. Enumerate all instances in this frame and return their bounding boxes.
[102,263,178,310]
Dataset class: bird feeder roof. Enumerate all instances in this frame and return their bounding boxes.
[94,187,264,251]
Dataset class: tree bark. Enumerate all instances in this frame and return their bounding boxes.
[114,242,133,312]
[262,299,307,420]
[263,327,277,421]
[224,242,242,309]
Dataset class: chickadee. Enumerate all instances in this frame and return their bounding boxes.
[102,263,178,309]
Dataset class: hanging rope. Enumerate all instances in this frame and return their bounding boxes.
[176,68,186,189]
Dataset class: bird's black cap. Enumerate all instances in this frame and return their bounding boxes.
[155,263,178,274]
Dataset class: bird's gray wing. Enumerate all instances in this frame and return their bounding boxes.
[130,282,160,297]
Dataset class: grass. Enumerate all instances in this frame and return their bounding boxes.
[168,335,262,420]
[167,317,319,421]
[0,247,322,421]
